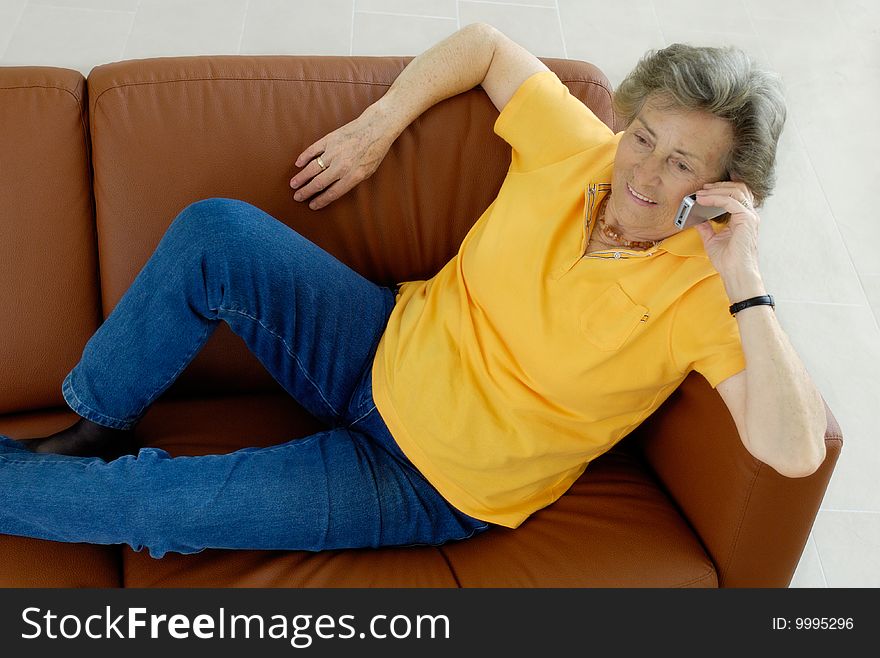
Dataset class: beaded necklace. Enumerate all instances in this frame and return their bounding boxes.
[595,196,659,251]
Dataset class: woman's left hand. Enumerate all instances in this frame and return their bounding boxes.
[693,181,764,291]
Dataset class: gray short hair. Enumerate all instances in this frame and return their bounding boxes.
[613,43,786,208]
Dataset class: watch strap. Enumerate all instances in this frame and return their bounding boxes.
[729,294,775,316]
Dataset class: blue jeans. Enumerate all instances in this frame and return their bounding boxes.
[0,198,489,559]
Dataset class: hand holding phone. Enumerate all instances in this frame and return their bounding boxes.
[673,193,727,230]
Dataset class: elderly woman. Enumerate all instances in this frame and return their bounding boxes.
[2,23,826,557]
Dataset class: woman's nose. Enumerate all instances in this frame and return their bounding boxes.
[633,155,663,185]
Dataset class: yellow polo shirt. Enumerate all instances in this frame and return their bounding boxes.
[371,71,746,528]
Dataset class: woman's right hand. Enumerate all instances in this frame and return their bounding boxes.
[289,103,396,211]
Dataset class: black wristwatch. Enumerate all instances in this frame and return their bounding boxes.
[729,294,775,316]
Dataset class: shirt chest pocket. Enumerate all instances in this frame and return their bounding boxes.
[580,284,649,351]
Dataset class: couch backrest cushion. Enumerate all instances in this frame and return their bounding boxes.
[87,55,615,396]
[0,67,98,416]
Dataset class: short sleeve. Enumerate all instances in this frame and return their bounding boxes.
[493,71,615,172]
[671,274,746,389]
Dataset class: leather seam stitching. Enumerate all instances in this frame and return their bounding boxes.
[720,463,761,584]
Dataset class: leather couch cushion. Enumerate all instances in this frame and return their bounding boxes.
[118,394,715,588]
[0,67,100,417]
[442,445,717,588]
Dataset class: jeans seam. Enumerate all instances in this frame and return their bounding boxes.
[218,305,340,418]
[347,403,376,428]
[62,374,134,430]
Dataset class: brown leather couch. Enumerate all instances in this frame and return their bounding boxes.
[0,55,842,587]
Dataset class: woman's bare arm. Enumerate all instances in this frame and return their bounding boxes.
[289,23,547,210]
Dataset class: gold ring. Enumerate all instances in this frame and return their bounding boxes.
[317,155,327,171]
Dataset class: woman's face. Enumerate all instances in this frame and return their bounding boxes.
[608,96,734,242]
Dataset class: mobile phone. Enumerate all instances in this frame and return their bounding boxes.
[673,193,727,230]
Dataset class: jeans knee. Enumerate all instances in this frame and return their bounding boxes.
[165,197,265,252]
[169,197,262,244]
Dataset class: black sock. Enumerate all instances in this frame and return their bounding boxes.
[26,416,139,460]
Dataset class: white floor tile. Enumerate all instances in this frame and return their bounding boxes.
[352,11,457,56]
[773,301,880,513]
[563,30,665,91]
[833,0,880,41]
[789,534,828,587]
[241,0,353,56]
[812,510,880,587]
[558,0,660,35]
[752,16,864,88]
[789,74,880,276]
[458,0,565,58]
[356,0,457,19]
[1,3,133,74]
[0,0,27,60]
[558,0,665,89]
[652,0,754,37]
[758,122,865,305]
[742,0,837,23]
[657,29,772,70]
[751,17,880,278]
[124,0,248,59]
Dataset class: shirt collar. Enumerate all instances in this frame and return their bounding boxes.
[657,223,711,258]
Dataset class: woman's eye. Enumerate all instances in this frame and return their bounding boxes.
[676,161,691,173]
[634,134,649,146]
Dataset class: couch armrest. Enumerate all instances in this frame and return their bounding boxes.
[632,372,843,587]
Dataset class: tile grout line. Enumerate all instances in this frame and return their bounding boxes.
[118,0,142,63]
[460,0,558,10]
[553,0,567,59]
[356,9,459,21]
[811,532,830,588]
[236,0,250,54]
[649,0,666,45]
[739,0,773,65]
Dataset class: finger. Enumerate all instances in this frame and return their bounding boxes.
[291,159,330,196]
[694,192,751,214]
[293,138,327,170]
[308,175,356,210]
[702,181,754,204]
[294,168,337,202]
[696,195,759,231]
[694,220,713,243]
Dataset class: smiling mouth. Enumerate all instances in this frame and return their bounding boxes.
[627,182,657,205]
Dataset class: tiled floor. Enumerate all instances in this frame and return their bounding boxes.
[2,0,878,587]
